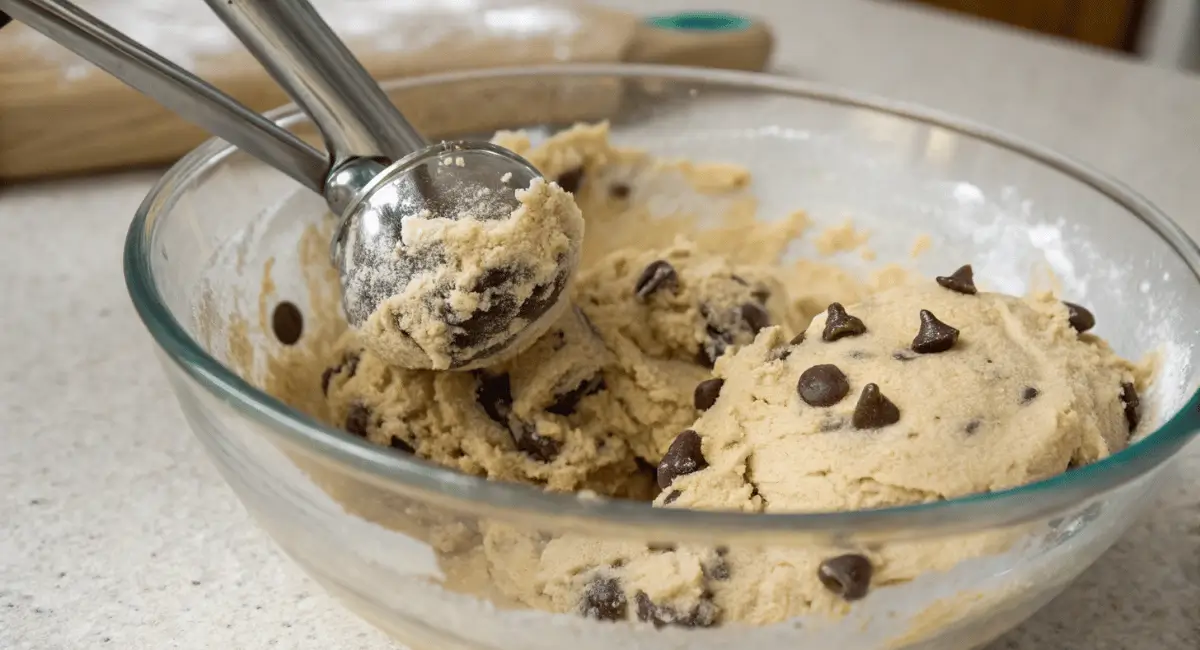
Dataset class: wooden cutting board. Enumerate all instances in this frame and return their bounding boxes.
[0,5,772,182]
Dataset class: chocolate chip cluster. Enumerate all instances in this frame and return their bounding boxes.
[580,571,721,628]
[319,259,1142,619]
[791,297,960,430]
[475,372,562,462]
[321,349,422,454]
[634,259,772,368]
[646,264,1142,609]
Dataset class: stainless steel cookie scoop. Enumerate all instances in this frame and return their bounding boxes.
[2,0,567,370]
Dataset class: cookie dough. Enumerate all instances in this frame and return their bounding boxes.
[258,122,1148,630]
[663,279,1140,514]
[325,239,799,493]
[359,175,583,371]
[456,276,1142,628]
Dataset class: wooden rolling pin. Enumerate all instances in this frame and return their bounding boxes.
[0,6,772,182]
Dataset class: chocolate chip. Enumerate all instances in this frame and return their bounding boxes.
[451,266,567,358]
[822,303,866,341]
[475,373,514,425]
[448,272,524,353]
[472,267,513,291]
[663,490,682,504]
[1120,382,1140,432]
[731,276,770,304]
[705,555,731,581]
[635,456,658,480]
[634,592,662,627]
[635,260,678,301]
[1064,302,1096,333]
[964,419,981,435]
[697,327,731,368]
[647,542,676,553]
[657,430,707,489]
[817,554,873,601]
[448,269,523,350]
[1021,386,1040,404]
[892,349,917,362]
[797,364,850,407]
[580,576,627,622]
[852,384,900,429]
[577,306,603,337]
[697,302,758,367]
[271,301,304,345]
[389,436,415,454]
[693,378,725,411]
[475,373,555,460]
[911,310,959,354]
[514,425,560,462]
[790,331,806,346]
[609,183,631,199]
[518,271,569,323]
[740,303,770,335]
[555,167,584,194]
[689,600,719,628]
[634,592,717,629]
[321,352,361,395]
[547,376,606,416]
[936,265,977,295]
[345,403,371,437]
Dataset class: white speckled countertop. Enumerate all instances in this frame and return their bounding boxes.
[2,1,1199,648]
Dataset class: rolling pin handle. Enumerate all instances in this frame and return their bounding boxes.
[0,0,330,193]
[628,11,773,72]
[644,11,754,33]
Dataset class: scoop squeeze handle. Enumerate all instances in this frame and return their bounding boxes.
[202,0,427,167]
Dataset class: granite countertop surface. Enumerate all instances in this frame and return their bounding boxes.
[2,0,1198,648]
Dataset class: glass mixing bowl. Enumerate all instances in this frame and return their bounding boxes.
[125,65,1200,650]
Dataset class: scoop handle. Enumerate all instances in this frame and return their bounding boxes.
[203,0,426,166]
[0,0,328,193]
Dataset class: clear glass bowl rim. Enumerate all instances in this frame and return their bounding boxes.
[125,64,1200,537]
